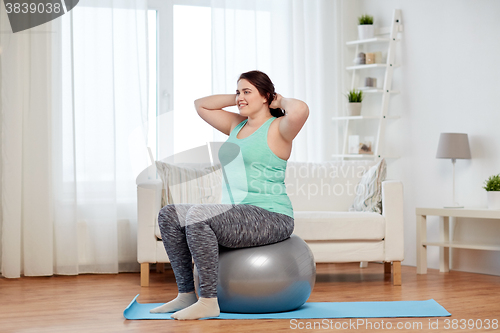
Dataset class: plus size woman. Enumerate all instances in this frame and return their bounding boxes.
[151,71,309,320]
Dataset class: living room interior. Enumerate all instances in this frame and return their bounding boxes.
[1,0,499,332]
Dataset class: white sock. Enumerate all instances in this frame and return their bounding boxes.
[149,292,198,313]
[170,297,220,320]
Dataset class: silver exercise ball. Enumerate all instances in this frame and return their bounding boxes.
[194,234,316,313]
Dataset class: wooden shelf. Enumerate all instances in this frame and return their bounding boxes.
[345,25,403,45]
[331,154,400,159]
[346,63,400,70]
[346,37,393,45]
[416,207,500,219]
[423,241,500,252]
[357,88,400,94]
[332,154,376,159]
[332,115,400,121]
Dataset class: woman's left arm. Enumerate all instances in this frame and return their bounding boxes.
[271,94,309,142]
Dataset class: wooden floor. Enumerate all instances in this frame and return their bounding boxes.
[1,263,499,332]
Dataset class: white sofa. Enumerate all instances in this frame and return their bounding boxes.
[136,159,404,287]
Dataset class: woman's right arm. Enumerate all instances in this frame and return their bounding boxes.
[194,94,247,136]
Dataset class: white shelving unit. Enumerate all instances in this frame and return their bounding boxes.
[333,9,403,160]
[416,207,500,274]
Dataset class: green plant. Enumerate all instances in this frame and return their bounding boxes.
[358,15,374,25]
[483,174,500,191]
[345,89,364,103]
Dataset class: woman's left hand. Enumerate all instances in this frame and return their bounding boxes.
[270,93,283,109]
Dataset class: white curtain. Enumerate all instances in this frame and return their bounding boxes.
[210,0,344,162]
[1,0,344,278]
[1,6,54,277]
[1,0,149,277]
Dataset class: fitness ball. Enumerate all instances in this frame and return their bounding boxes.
[194,234,316,313]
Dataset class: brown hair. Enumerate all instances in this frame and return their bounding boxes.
[238,70,285,118]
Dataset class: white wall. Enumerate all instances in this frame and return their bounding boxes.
[340,0,500,275]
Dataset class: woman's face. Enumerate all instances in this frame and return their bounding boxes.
[236,79,268,117]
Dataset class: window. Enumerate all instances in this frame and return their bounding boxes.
[148,0,214,161]
[172,4,212,154]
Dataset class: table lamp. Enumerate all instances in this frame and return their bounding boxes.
[436,133,471,208]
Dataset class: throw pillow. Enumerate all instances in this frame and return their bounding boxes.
[155,161,223,208]
[349,158,387,214]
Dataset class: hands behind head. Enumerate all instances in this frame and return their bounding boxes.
[269,93,283,109]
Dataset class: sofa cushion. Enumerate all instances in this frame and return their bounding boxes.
[349,158,387,214]
[292,211,385,241]
[155,210,386,241]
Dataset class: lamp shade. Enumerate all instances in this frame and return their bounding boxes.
[436,133,471,159]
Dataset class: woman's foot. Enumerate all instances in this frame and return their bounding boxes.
[171,297,220,320]
[149,292,198,313]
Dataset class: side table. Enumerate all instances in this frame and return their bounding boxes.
[416,207,500,274]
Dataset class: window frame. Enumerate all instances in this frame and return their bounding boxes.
[147,0,211,160]
[147,0,173,160]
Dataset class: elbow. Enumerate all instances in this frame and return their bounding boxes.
[298,103,309,122]
[286,104,309,125]
[303,104,310,119]
[286,102,309,121]
[194,99,203,114]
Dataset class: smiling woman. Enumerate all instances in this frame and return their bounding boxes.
[151,71,308,320]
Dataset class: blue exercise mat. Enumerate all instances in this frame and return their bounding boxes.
[124,295,451,320]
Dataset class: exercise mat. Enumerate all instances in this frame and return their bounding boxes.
[124,294,451,320]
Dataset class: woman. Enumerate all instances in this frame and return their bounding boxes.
[151,70,309,320]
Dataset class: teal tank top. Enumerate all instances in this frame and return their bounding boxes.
[218,117,294,218]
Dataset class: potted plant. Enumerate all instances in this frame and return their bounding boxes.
[358,14,374,40]
[483,174,500,209]
[345,89,364,116]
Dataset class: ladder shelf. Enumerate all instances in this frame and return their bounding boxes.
[335,9,402,161]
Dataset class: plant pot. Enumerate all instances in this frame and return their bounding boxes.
[347,102,362,116]
[487,191,500,210]
[358,25,374,40]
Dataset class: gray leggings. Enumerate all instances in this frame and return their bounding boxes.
[158,203,294,298]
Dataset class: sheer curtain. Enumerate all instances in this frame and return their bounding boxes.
[1,0,149,277]
[210,0,344,162]
[1,0,344,278]
[1,5,54,277]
